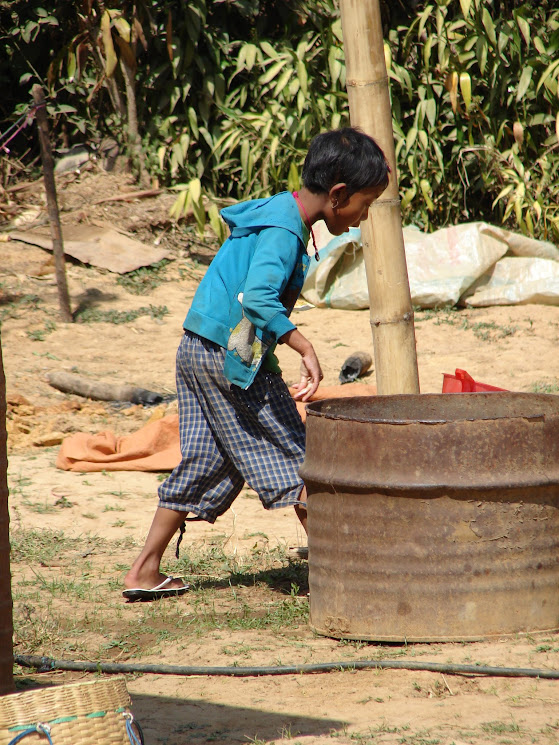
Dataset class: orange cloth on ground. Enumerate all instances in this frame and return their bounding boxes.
[55,384,376,473]
[56,414,181,472]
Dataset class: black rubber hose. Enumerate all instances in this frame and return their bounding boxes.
[14,654,559,680]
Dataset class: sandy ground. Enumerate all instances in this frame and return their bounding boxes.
[2,168,559,744]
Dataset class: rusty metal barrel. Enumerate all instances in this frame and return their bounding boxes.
[300,393,559,642]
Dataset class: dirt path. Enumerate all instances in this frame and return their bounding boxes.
[3,169,559,744]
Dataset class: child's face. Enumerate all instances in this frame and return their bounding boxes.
[326,184,386,236]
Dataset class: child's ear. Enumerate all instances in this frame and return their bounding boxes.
[329,183,348,209]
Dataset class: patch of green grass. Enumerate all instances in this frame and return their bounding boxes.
[75,304,169,324]
[26,319,57,341]
[32,350,61,360]
[469,320,517,341]
[11,526,310,662]
[414,306,520,341]
[413,305,458,323]
[10,529,105,564]
[0,291,43,324]
[116,260,171,295]
[529,380,559,394]
[481,721,522,735]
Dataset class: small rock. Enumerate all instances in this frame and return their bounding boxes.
[32,432,65,447]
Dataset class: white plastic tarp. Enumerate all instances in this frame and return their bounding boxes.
[302,221,559,309]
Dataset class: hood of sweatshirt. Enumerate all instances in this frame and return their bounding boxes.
[220,191,305,240]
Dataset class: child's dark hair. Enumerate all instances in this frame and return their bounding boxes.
[302,127,390,196]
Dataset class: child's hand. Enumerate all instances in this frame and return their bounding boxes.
[292,350,323,402]
[280,328,323,401]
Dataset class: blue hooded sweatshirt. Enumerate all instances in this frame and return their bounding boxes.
[183,191,310,389]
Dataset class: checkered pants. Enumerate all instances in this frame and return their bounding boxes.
[158,331,306,522]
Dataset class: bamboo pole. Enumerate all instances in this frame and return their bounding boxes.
[32,85,73,323]
[0,332,14,694]
[339,0,420,394]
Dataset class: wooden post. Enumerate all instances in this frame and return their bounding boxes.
[32,85,73,323]
[339,0,420,394]
[0,332,14,694]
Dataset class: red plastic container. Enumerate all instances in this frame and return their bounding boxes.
[442,368,507,393]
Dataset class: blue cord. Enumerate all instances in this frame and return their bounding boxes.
[124,713,144,745]
[7,723,54,745]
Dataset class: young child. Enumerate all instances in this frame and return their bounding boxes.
[123,127,389,600]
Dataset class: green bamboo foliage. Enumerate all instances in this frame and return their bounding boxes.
[155,3,347,232]
[388,0,559,239]
[4,1,559,241]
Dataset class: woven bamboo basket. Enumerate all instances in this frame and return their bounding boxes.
[0,677,141,745]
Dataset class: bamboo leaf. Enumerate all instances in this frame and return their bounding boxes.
[114,36,136,73]
[112,16,130,42]
[536,59,559,94]
[425,97,437,127]
[418,5,434,39]
[169,188,188,220]
[67,51,76,80]
[101,11,117,78]
[297,60,308,96]
[180,133,190,157]
[245,43,258,71]
[235,44,247,74]
[534,37,546,55]
[269,135,280,165]
[287,161,300,192]
[476,36,488,74]
[208,203,226,243]
[400,185,417,210]
[516,67,532,101]
[446,71,459,113]
[260,41,279,59]
[459,0,472,18]
[329,46,343,85]
[331,19,343,43]
[420,181,435,212]
[274,67,292,96]
[533,201,542,222]
[406,127,418,153]
[172,141,184,168]
[188,107,199,139]
[459,71,472,111]
[516,15,530,48]
[423,36,433,68]
[481,8,496,46]
[384,41,392,72]
[513,121,524,148]
[189,178,202,203]
[259,60,285,85]
[240,139,249,177]
[296,40,307,62]
[492,184,514,207]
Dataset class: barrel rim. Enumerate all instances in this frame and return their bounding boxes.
[305,392,559,424]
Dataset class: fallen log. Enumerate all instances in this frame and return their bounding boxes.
[46,371,168,404]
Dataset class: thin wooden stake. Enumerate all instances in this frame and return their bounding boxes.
[32,85,73,323]
[339,0,420,394]
[0,332,14,694]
